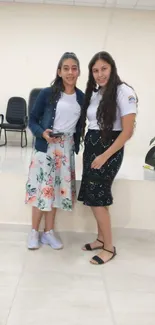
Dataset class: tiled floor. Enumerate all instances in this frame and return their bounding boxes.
[0,226,155,325]
[0,145,155,324]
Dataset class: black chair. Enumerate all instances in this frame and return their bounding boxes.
[28,88,42,117]
[28,88,42,147]
[0,97,28,148]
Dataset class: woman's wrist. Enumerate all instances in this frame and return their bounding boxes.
[102,150,111,160]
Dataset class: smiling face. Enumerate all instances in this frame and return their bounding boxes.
[58,58,80,88]
[92,59,112,88]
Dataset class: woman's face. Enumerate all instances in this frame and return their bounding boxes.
[92,59,111,88]
[58,58,80,87]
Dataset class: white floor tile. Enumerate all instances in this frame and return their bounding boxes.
[7,308,113,325]
[103,271,155,293]
[0,227,154,325]
[0,287,16,325]
[18,270,104,292]
[6,288,112,325]
[109,291,155,313]
[0,244,26,273]
[113,313,155,325]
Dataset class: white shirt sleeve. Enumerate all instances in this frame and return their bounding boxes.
[117,83,137,117]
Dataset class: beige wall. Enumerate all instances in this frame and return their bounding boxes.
[0,3,155,156]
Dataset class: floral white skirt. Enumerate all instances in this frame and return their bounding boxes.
[25,134,76,211]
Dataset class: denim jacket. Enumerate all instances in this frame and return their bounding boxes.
[29,87,84,154]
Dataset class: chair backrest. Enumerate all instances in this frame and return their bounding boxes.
[28,88,42,117]
[6,97,27,124]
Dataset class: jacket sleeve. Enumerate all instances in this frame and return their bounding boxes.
[74,90,85,154]
[28,89,46,138]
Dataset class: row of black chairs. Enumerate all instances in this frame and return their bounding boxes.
[0,88,42,148]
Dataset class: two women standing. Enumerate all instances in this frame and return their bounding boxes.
[26,51,137,265]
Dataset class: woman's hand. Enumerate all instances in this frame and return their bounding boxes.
[42,129,56,144]
[91,152,109,169]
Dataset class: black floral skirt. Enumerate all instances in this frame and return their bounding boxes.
[78,130,124,207]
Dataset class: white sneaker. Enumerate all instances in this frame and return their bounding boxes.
[27,229,40,250]
[41,230,63,250]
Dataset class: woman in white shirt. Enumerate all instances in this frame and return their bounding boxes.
[26,52,84,250]
[78,51,137,265]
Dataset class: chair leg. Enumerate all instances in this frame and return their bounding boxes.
[21,131,22,148]
[25,130,27,147]
[4,130,7,145]
[21,130,27,148]
[0,129,7,147]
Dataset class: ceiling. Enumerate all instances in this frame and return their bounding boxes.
[1,0,155,11]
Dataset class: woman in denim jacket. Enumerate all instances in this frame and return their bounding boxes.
[26,52,84,250]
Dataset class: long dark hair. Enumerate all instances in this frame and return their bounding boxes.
[81,51,137,138]
[50,52,80,103]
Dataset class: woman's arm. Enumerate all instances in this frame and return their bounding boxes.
[91,113,136,169]
[106,113,135,158]
[92,83,137,169]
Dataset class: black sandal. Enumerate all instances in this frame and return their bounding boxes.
[83,238,104,251]
[90,246,116,265]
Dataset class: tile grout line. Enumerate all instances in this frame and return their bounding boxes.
[101,270,118,325]
[5,250,28,325]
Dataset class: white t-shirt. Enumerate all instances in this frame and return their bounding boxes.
[53,92,81,134]
[87,83,137,131]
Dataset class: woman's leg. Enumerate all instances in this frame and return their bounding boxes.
[32,206,43,231]
[44,208,57,231]
[41,208,63,249]
[82,207,104,250]
[93,207,104,241]
[27,207,43,249]
[90,206,115,264]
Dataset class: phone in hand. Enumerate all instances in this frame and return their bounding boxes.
[49,132,64,138]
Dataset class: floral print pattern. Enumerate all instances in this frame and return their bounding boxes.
[25,134,76,211]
